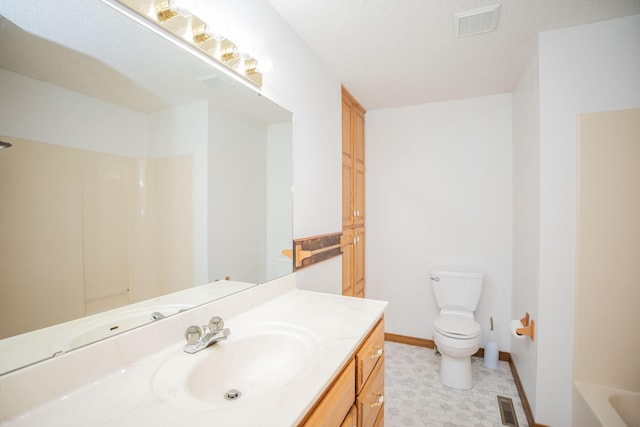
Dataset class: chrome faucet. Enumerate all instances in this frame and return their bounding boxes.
[183,316,230,354]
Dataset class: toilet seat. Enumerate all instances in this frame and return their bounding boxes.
[433,315,481,339]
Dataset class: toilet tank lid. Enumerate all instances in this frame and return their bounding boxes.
[431,270,484,279]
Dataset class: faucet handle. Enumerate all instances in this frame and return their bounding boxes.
[208,316,224,332]
[185,325,203,346]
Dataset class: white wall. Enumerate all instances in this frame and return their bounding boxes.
[536,14,640,426]
[0,69,146,156]
[148,101,208,286]
[366,94,513,350]
[511,45,540,413]
[147,101,206,157]
[266,122,294,279]
[208,107,267,283]
[192,0,343,293]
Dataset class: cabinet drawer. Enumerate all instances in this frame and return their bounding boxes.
[356,319,384,392]
[301,359,356,427]
[356,353,384,427]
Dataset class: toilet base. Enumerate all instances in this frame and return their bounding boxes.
[439,353,473,390]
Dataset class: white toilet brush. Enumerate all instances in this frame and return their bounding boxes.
[483,316,499,369]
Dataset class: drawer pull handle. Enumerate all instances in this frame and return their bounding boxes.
[369,394,384,408]
[369,348,383,360]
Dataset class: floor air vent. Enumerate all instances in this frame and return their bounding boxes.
[497,395,519,427]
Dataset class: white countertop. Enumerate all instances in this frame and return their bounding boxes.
[0,276,387,426]
[0,280,256,375]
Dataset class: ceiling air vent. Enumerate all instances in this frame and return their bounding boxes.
[455,4,501,37]
[198,74,236,92]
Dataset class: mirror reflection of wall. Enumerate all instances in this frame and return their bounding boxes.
[208,108,293,284]
[0,132,194,338]
[0,0,292,373]
[1,67,199,338]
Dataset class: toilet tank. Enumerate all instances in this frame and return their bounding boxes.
[431,270,484,311]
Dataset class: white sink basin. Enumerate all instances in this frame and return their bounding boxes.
[152,322,318,410]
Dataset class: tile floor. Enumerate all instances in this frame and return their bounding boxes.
[384,341,529,427]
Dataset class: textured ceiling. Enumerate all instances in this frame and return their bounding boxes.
[266,0,640,110]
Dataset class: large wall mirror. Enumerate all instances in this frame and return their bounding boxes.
[0,0,293,374]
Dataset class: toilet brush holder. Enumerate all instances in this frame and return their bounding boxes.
[483,316,499,369]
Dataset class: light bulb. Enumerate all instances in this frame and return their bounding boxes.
[236,44,253,60]
[195,23,225,42]
[221,46,239,62]
[231,34,254,60]
[256,55,274,73]
[169,0,192,17]
[157,0,191,21]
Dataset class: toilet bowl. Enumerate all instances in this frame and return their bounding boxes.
[430,270,484,390]
[433,312,481,389]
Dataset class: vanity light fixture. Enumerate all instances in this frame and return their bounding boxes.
[117,0,267,88]
[193,23,225,44]
[231,35,254,61]
[156,4,176,22]
[245,56,274,75]
[256,55,274,73]
[245,58,259,75]
[156,0,191,22]
[221,45,239,62]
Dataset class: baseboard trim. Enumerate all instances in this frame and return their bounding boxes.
[384,333,510,361]
[506,354,535,426]
[384,333,542,426]
[384,333,435,348]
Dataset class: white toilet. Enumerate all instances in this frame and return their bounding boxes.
[431,270,484,390]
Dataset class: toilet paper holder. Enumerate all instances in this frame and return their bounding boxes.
[516,312,535,341]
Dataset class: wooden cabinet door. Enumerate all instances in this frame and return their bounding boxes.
[356,354,384,427]
[301,360,356,427]
[342,96,353,159]
[342,89,365,228]
[342,86,366,298]
[341,406,357,427]
[342,97,355,227]
[342,228,354,297]
[353,107,365,226]
[354,227,365,298]
[343,159,354,227]
[355,320,384,392]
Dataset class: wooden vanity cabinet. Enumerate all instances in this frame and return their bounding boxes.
[355,319,384,427]
[357,355,384,427]
[355,319,384,392]
[301,360,356,426]
[300,318,384,427]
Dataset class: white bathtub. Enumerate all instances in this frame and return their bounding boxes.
[574,381,640,427]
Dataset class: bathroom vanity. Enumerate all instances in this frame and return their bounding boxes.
[0,275,387,426]
[301,318,385,426]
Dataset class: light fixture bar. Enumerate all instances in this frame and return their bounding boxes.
[109,0,263,88]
